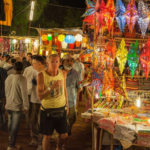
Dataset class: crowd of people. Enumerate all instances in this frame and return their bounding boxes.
[0,52,85,150]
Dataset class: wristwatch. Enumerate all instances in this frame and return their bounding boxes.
[48,87,51,91]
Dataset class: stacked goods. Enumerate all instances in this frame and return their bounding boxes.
[139,78,150,90]
[98,117,117,134]
[94,99,131,109]
[136,125,150,146]
[114,120,136,143]
[126,78,139,90]
[141,100,150,110]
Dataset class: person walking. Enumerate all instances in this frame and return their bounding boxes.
[37,54,68,150]
[0,67,7,132]
[5,62,29,150]
[29,56,45,150]
[62,54,82,136]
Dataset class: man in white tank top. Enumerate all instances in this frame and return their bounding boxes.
[37,54,68,150]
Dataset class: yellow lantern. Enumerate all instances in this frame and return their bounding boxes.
[41,34,47,41]
[58,34,65,42]
[75,34,82,42]
[40,50,43,55]
[82,37,87,43]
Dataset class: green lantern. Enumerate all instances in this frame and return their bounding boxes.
[47,34,52,41]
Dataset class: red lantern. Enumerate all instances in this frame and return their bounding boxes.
[44,41,49,45]
[76,41,81,47]
[69,43,75,49]
[53,36,58,45]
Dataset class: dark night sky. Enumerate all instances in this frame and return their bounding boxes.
[57,0,86,8]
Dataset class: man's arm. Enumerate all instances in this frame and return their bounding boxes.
[20,77,29,111]
[37,72,51,100]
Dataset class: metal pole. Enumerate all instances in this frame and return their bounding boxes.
[92,0,97,149]
[28,21,31,36]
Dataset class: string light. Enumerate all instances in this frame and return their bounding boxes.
[29,1,35,21]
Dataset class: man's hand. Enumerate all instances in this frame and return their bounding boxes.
[67,106,69,115]
[51,80,63,89]
[23,109,28,114]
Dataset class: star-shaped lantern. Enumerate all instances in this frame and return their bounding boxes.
[115,0,126,33]
[102,68,114,102]
[116,39,128,74]
[127,41,139,78]
[104,0,115,32]
[140,38,150,79]
[125,0,138,33]
[138,0,150,37]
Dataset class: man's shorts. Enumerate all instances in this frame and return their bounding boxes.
[39,109,68,136]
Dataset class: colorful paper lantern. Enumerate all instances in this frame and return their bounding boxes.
[125,0,138,33]
[58,34,65,42]
[75,34,83,42]
[140,38,150,79]
[41,34,47,42]
[138,0,150,37]
[69,43,75,49]
[104,0,115,32]
[116,39,128,74]
[65,35,75,44]
[47,34,52,41]
[82,37,88,43]
[61,41,68,49]
[76,41,81,47]
[127,41,139,78]
[115,0,126,33]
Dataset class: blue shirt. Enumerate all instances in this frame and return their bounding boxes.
[0,67,7,100]
[66,69,82,108]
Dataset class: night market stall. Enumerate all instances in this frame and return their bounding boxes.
[79,0,150,150]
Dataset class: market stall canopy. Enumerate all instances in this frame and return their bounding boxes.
[31,27,83,35]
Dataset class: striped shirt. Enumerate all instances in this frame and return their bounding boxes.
[0,67,7,100]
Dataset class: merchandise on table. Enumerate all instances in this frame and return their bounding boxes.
[136,124,150,146]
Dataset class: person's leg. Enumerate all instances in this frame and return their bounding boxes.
[8,111,22,148]
[0,98,6,132]
[56,133,68,150]
[29,102,41,146]
[67,107,76,135]
[43,135,51,150]
[25,95,30,129]
[7,110,12,135]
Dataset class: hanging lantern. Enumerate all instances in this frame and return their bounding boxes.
[61,41,68,49]
[76,41,81,47]
[58,34,65,42]
[65,35,75,44]
[69,43,75,49]
[75,34,83,42]
[44,41,49,45]
[82,37,87,43]
[13,39,17,44]
[47,34,52,41]
[41,34,47,41]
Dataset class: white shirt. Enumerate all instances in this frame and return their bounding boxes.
[30,69,41,104]
[3,64,14,76]
[0,60,7,68]
[23,66,34,95]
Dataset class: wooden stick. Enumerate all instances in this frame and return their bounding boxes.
[99,129,103,150]
[111,134,114,150]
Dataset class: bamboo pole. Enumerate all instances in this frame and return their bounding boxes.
[91,0,97,150]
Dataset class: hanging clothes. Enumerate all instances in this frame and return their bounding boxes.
[0,0,5,21]
[0,0,13,26]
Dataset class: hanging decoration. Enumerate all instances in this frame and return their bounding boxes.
[127,41,139,78]
[102,69,114,102]
[104,0,115,32]
[82,0,95,17]
[41,34,48,42]
[115,0,126,33]
[113,71,127,100]
[75,34,83,41]
[65,35,75,44]
[61,41,68,49]
[106,40,116,60]
[140,38,150,79]
[58,34,65,42]
[116,39,128,74]
[47,34,52,41]
[95,0,106,27]
[125,0,138,33]
[138,0,150,37]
